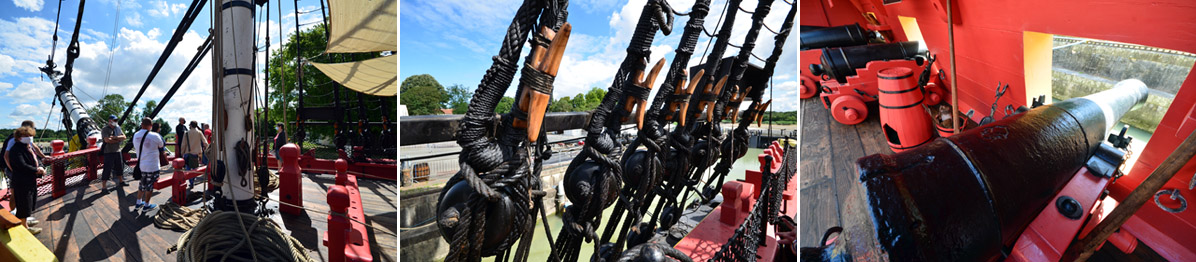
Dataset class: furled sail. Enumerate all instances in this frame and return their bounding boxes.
[310,55,397,96]
[326,0,397,53]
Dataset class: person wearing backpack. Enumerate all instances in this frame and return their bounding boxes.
[132,117,165,211]
[100,115,127,189]
[2,121,41,190]
[181,121,207,170]
[6,126,43,235]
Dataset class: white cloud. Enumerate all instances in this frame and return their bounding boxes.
[0,54,14,76]
[13,0,43,12]
[8,101,53,125]
[170,3,187,15]
[7,79,54,100]
[148,0,188,17]
[148,0,171,17]
[125,12,143,27]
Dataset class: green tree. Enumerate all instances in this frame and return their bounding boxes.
[549,96,573,112]
[93,94,133,131]
[571,93,587,110]
[400,75,447,115]
[584,87,606,110]
[402,74,442,93]
[494,96,516,114]
[445,84,472,114]
[567,87,606,111]
[154,118,172,138]
[266,23,396,143]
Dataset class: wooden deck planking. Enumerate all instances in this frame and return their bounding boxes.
[26,170,397,262]
[797,98,838,248]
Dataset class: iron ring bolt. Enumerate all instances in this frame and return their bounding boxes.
[1155,188,1187,213]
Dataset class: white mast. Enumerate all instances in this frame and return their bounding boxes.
[214,0,256,206]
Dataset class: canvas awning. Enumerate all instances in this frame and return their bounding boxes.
[326,0,397,53]
[310,55,397,96]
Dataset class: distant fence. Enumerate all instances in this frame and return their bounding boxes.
[399,138,586,187]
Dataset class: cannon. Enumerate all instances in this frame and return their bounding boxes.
[800,23,877,50]
[856,79,1148,261]
[809,41,922,84]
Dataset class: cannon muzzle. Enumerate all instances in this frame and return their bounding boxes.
[856,79,1148,261]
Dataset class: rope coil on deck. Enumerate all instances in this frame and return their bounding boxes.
[154,202,210,232]
[172,211,314,262]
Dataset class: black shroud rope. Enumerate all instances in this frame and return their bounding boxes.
[437,0,568,261]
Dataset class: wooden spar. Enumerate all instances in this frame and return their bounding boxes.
[948,0,959,133]
[1063,129,1196,261]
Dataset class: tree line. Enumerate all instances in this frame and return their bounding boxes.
[401,74,606,115]
[401,74,796,125]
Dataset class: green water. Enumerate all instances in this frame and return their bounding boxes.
[475,147,767,261]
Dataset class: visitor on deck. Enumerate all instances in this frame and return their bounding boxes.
[2,120,38,181]
[101,115,127,189]
[274,123,287,161]
[133,117,164,211]
[203,123,212,141]
[181,121,207,170]
[176,117,187,158]
[202,123,212,165]
[4,121,45,161]
[6,126,43,235]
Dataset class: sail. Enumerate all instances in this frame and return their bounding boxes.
[326,0,397,53]
[310,55,397,96]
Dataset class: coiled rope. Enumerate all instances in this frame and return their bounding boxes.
[154,202,210,232]
[171,211,314,262]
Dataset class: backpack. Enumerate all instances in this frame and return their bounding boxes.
[0,135,12,171]
[133,130,149,180]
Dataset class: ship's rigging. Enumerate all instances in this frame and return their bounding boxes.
[433,0,796,261]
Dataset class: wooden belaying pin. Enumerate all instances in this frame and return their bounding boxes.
[520,23,571,143]
[725,85,752,122]
[622,58,664,130]
[698,75,728,122]
[755,99,772,127]
[667,69,702,127]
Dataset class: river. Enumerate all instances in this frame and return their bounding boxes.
[478,147,767,261]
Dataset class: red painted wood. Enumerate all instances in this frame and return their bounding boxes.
[324,159,373,262]
[1009,168,1109,262]
[834,0,1196,259]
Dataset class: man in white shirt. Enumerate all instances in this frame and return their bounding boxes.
[132,117,165,211]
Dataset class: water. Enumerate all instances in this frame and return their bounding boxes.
[478,148,767,261]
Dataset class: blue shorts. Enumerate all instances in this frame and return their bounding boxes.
[139,171,161,191]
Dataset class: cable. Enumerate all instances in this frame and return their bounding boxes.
[737,4,753,14]
[762,21,784,35]
[696,0,732,66]
[101,0,123,99]
[48,0,64,64]
[37,99,58,141]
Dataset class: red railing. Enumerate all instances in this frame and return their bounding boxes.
[324,159,373,262]
[41,138,100,198]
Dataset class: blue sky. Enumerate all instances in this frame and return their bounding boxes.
[0,0,324,129]
[399,0,798,112]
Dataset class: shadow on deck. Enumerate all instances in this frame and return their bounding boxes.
[29,169,397,262]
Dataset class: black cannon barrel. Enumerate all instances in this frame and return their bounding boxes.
[800,23,871,50]
[809,41,922,83]
[856,80,1148,261]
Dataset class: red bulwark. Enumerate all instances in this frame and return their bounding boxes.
[323,159,373,262]
[279,143,304,215]
[856,0,1196,259]
[676,141,795,261]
